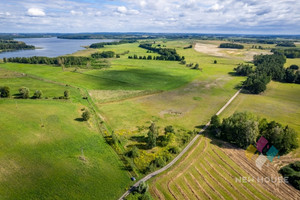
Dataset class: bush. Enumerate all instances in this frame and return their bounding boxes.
[139,193,151,200]
[214,60,217,64]
[164,125,174,134]
[19,87,29,99]
[127,146,139,158]
[0,86,10,98]
[288,175,300,190]
[64,90,70,99]
[137,181,148,194]
[290,65,299,70]
[280,166,295,177]
[291,161,300,171]
[168,146,180,154]
[82,110,91,121]
[34,90,43,99]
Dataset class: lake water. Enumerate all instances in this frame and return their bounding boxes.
[0,37,115,59]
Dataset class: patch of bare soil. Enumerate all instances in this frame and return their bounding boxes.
[194,42,272,61]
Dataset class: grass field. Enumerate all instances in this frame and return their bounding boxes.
[219,81,300,157]
[1,39,299,200]
[0,99,131,200]
[150,135,300,200]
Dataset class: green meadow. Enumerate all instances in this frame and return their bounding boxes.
[0,99,131,200]
[1,39,299,199]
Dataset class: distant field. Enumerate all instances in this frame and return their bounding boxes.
[220,81,300,157]
[150,135,300,200]
[194,40,272,61]
[0,99,131,200]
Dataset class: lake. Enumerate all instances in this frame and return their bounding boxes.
[0,37,115,59]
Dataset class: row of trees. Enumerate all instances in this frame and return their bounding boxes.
[271,49,300,58]
[237,53,299,94]
[4,56,90,66]
[211,112,298,155]
[138,43,184,61]
[0,40,35,51]
[0,86,70,100]
[89,39,136,48]
[219,43,244,49]
[276,42,296,47]
[91,51,115,58]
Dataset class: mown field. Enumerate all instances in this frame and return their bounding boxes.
[150,135,300,200]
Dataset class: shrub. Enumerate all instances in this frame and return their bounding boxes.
[291,161,300,171]
[34,90,43,99]
[0,86,10,98]
[127,146,139,158]
[64,90,70,99]
[168,146,180,154]
[290,65,299,70]
[19,87,29,99]
[82,110,91,121]
[280,166,295,177]
[164,125,174,134]
[214,60,217,64]
[137,181,148,194]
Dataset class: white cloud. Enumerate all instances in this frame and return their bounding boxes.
[0,0,299,34]
[70,10,83,16]
[27,8,45,17]
[116,6,127,14]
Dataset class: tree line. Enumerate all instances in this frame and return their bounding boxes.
[4,56,90,66]
[211,112,298,155]
[275,41,296,47]
[0,40,35,51]
[219,43,244,49]
[0,86,70,100]
[89,39,136,48]
[235,53,300,94]
[271,48,300,58]
[135,43,184,61]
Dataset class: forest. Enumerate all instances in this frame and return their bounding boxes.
[0,40,35,51]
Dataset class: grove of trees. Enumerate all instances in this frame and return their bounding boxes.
[239,53,300,94]
[219,43,244,49]
[0,40,35,51]
[211,112,298,155]
[137,43,184,61]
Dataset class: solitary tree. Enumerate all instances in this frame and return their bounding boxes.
[214,60,217,64]
[82,110,91,121]
[34,90,43,99]
[19,87,29,99]
[0,86,10,98]
[64,90,70,99]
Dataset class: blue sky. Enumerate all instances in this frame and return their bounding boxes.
[0,0,299,34]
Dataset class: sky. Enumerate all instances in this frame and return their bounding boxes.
[0,0,300,34]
